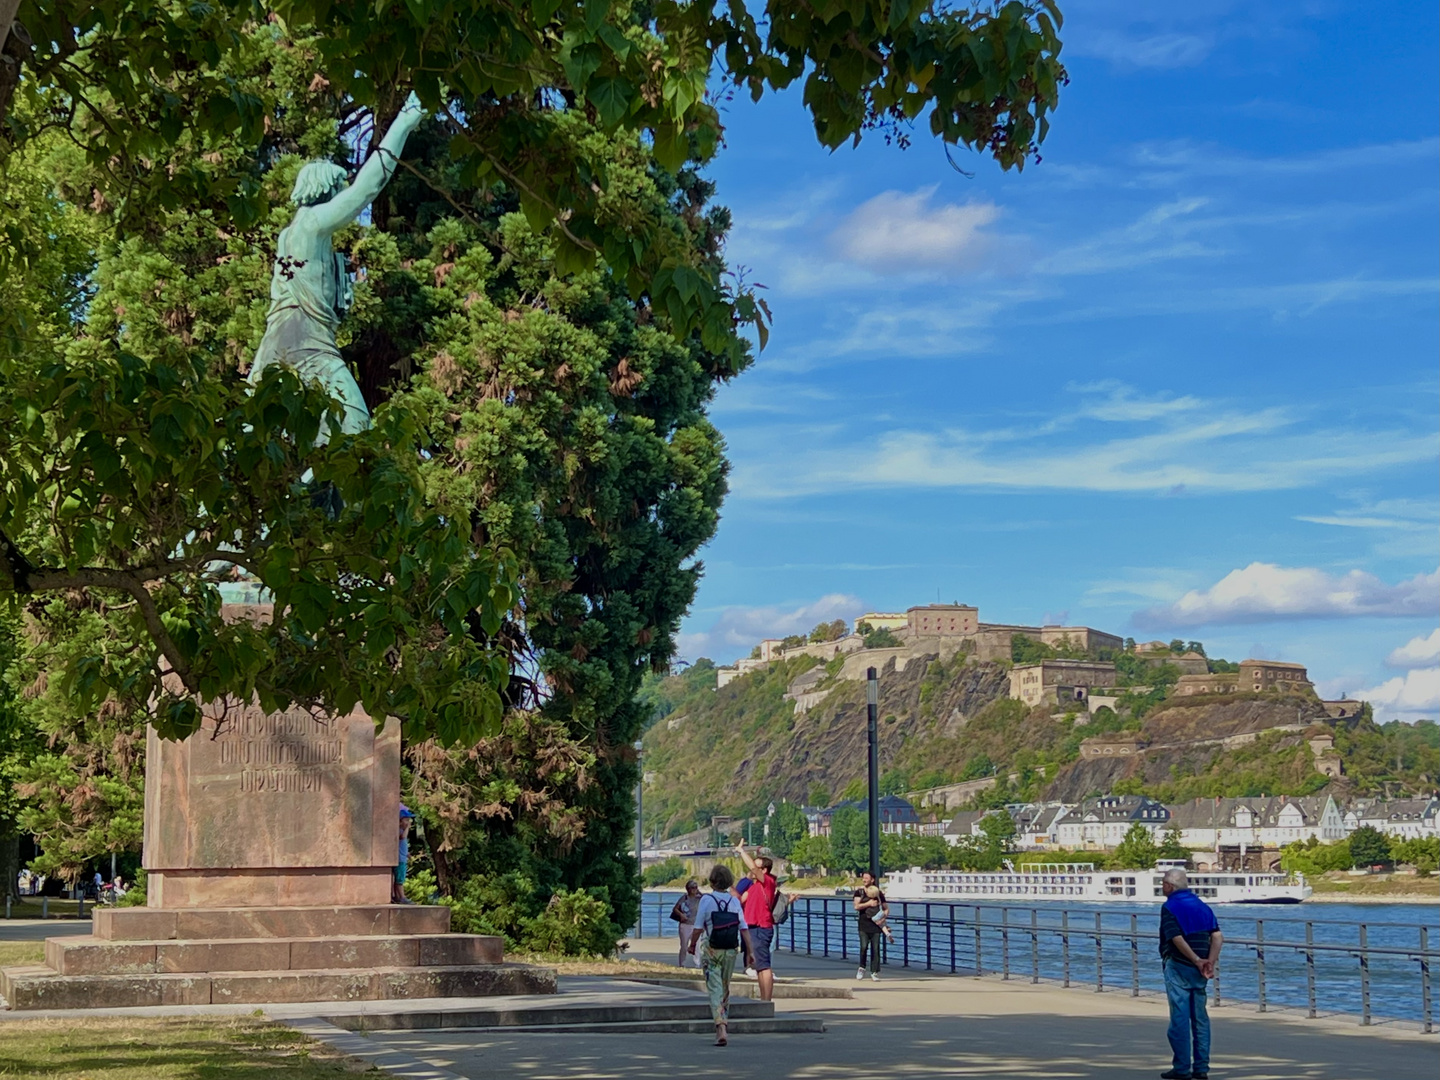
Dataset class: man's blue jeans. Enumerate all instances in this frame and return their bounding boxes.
[1163,958,1210,1075]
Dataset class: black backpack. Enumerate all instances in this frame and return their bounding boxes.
[708,895,741,949]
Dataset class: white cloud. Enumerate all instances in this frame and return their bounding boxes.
[830,187,999,272]
[1354,667,1440,723]
[676,593,865,664]
[1388,629,1440,670]
[1137,564,1440,629]
[729,401,1436,499]
[1072,30,1214,69]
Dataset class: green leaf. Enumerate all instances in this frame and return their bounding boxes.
[587,77,633,128]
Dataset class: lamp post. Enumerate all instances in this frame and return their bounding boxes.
[866,666,880,881]
[634,739,644,938]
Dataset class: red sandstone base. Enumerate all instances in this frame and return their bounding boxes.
[0,905,557,1011]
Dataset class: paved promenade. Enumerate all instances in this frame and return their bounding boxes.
[3,917,1435,1079]
[358,936,1435,1080]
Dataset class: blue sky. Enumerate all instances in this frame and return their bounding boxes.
[674,1,1440,722]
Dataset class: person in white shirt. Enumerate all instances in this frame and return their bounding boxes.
[686,864,755,1046]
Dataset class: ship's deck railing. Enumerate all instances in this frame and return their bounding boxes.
[633,893,1439,1031]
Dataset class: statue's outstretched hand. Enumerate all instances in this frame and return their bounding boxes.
[401,90,424,117]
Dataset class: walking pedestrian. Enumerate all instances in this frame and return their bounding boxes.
[735,840,778,1000]
[852,870,887,980]
[687,864,755,1047]
[670,879,702,967]
[1159,867,1223,1080]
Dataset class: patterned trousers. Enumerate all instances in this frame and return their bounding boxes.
[700,943,738,1025]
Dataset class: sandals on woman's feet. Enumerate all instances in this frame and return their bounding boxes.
[714,1025,728,1046]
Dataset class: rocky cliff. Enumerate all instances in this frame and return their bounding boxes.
[1042,696,1336,802]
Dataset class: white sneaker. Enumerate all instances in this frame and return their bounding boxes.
[744,967,757,979]
[870,972,880,981]
[855,968,865,980]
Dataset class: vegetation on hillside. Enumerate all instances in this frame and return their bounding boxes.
[640,636,1440,836]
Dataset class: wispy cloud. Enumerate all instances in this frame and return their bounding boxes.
[676,593,865,664]
[1296,498,1439,531]
[730,394,1435,499]
[1136,564,1440,629]
[1071,29,1214,69]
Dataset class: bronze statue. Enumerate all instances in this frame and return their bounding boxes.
[248,93,425,440]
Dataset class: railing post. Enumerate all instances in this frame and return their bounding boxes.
[1095,912,1104,993]
[899,901,908,969]
[1130,913,1139,997]
[1030,908,1039,984]
[41,896,48,919]
[824,899,831,959]
[1062,909,1071,988]
[1359,923,1371,1026]
[974,905,983,977]
[925,902,933,971]
[950,904,958,974]
[1421,926,1432,1036]
[1002,908,1010,982]
[1305,922,1316,1019]
[1255,919,1266,1013]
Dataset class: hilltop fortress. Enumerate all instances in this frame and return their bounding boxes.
[714,602,1357,727]
[716,603,1123,689]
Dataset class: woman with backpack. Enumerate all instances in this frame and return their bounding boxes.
[686,864,756,1046]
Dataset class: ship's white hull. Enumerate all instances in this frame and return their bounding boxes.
[885,866,1311,905]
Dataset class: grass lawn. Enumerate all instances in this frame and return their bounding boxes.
[509,950,685,976]
[3,898,92,919]
[0,1017,375,1079]
[0,943,44,967]
[1310,873,1439,898]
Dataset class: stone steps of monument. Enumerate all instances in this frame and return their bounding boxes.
[0,962,556,1011]
[45,933,502,976]
[92,904,449,942]
[321,996,783,1032]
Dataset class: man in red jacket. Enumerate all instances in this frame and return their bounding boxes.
[735,840,777,1001]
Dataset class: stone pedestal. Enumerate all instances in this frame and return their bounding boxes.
[142,702,399,908]
[0,604,557,1009]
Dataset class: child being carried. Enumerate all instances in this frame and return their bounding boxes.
[865,884,894,942]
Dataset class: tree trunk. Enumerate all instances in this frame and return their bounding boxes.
[424,829,453,897]
[0,817,19,903]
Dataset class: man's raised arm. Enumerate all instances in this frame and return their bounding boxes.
[308,92,426,234]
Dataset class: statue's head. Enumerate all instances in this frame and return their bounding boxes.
[290,161,349,206]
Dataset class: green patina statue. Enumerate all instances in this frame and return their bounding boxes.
[248,92,426,440]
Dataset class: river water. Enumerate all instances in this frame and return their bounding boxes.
[637,891,1439,1026]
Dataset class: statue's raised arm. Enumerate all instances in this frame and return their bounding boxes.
[247,93,427,440]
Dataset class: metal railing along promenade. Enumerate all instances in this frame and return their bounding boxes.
[635,892,1439,1031]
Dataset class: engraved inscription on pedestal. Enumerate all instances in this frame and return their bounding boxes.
[143,699,399,908]
[218,710,343,793]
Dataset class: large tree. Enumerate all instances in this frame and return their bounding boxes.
[1,2,1066,743]
[0,6,1066,920]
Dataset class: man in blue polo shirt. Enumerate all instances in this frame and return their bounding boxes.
[1159,867,1223,1080]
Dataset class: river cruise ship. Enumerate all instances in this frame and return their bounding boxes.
[884,860,1310,904]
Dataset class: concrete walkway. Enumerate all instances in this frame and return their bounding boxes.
[3,921,1435,1079]
[0,918,91,943]
[349,935,1434,1080]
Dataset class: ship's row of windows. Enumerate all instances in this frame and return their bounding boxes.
[926,875,1086,885]
[921,885,1083,895]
